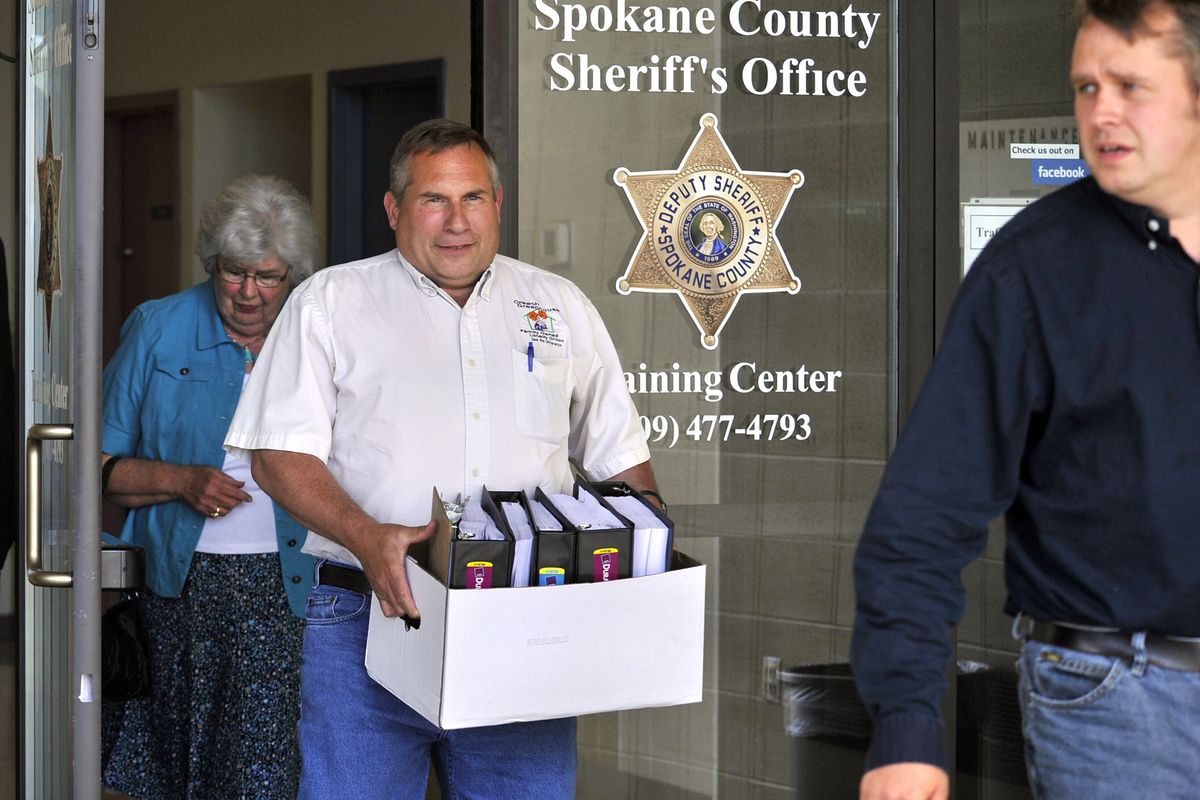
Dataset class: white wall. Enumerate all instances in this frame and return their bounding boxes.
[106,0,473,288]
[187,77,312,282]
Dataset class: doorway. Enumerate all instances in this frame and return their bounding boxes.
[327,60,446,264]
[102,95,180,365]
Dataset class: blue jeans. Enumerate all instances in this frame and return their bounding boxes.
[1017,637,1200,799]
[298,581,577,800]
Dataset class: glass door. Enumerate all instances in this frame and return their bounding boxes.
[497,2,898,795]
[19,1,105,797]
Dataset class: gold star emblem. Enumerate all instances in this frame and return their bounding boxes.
[613,114,804,350]
[36,111,64,346]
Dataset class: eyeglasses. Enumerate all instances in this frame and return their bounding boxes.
[216,260,290,289]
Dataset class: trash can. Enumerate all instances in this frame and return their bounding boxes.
[955,662,1031,799]
[782,663,872,800]
[782,661,1031,800]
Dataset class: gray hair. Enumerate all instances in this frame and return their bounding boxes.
[388,118,501,201]
[1077,0,1200,90]
[195,174,319,286]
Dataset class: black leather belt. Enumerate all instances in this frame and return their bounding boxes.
[1030,620,1200,672]
[317,563,374,596]
[316,562,420,630]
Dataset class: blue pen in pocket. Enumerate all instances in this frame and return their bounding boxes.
[527,341,534,372]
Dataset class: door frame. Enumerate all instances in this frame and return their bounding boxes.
[17,1,106,797]
[472,0,518,252]
[326,59,446,265]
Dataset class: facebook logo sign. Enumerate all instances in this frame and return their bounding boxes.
[1032,159,1090,185]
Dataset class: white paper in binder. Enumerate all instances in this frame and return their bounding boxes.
[529,500,563,531]
[606,494,671,577]
[500,502,534,587]
[546,492,621,529]
[458,499,505,541]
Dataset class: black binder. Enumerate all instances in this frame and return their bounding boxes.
[529,488,579,586]
[485,489,575,587]
[579,480,675,577]
[566,480,634,582]
[446,490,514,590]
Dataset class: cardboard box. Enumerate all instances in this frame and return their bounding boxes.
[364,544,706,729]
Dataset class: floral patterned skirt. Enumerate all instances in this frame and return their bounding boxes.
[102,552,305,800]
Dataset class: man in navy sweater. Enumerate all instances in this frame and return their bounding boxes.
[852,2,1200,798]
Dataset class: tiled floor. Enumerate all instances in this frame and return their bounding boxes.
[0,623,449,800]
[0,638,128,800]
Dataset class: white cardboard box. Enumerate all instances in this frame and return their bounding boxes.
[364,551,706,729]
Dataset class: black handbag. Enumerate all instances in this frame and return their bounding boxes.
[101,592,150,701]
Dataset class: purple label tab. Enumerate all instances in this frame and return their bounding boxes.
[467,561,493,589]
[593,548,619,582]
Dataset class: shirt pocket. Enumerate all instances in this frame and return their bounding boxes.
[511,349,574,443]
[142,354,219,450]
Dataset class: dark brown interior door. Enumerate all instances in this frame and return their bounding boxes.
[103,101,180,365]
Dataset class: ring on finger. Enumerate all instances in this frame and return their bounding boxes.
[211,506,221,518]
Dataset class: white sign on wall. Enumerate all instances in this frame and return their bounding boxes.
[961,199,1034,276]
[1008,142,1080,159]
[959,116,1077,201]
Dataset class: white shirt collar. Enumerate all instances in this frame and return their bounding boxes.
[394,249,496,303]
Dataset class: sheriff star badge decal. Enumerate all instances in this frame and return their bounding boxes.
[37,110,64,346]
[613,114,804,350]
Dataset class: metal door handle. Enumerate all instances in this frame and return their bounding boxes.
[26,423,75,587]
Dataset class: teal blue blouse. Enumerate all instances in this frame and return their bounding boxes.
[102,280,314,616]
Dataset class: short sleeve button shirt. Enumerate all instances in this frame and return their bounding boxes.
[225,251,649,567]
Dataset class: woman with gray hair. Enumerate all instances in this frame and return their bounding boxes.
[100,174,318,799]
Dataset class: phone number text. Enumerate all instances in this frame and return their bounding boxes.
[640,414,812,448]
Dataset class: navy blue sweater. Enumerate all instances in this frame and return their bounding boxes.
[851,177,1200,769]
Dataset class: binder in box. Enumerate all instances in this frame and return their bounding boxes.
[529,488,578,585]
[489,489,578,587]
[427,490,514,589]
[580,480,674,577]
[567,479,633,582]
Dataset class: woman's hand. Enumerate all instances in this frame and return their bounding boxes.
[102,454,252,517]
[176,464,253,518]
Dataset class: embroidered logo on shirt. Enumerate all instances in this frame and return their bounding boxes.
[514,300,565,348]
[524,307,556,333]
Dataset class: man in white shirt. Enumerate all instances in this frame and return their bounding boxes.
[224,118,660,799]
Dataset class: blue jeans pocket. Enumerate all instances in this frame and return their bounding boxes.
[1021,641,1126,708]
[304,585,369,626]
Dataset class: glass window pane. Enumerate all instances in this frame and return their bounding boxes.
[517,4,896,795]
[956,3,1075,798]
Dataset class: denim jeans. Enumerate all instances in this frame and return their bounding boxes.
[1017,637,1200,799]
[298,581,577,800]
